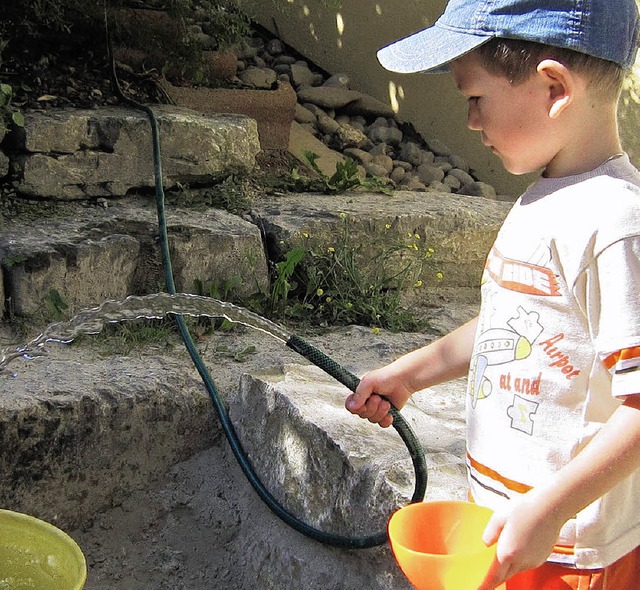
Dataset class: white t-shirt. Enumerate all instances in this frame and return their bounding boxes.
[466,154,640,569]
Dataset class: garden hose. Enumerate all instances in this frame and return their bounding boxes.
[105,18,428,549]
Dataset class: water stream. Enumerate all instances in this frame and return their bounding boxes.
[0,293,291,374]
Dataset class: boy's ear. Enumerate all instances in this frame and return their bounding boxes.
[536,59,574,119]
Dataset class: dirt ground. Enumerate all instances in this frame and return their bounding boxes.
[1,303,475,589]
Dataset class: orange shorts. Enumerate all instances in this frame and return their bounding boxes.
[505,545,640,590]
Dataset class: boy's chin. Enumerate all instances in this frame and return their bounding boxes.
[501,159,541,176]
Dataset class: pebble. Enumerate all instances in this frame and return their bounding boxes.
[458,181,497,199]
[289,62,316,88]
[238,67,277,89]
[294,104,317,125]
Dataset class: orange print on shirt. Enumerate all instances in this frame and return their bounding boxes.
[485,247,560,296]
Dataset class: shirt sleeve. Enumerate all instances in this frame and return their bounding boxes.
[584,235,640,397]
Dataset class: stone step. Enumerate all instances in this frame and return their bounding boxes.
[1,188,510,325]
[253,189,511,308]
[0,197,269,322]
[6,106,260,200]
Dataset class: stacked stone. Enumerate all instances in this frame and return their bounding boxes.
[230,34,498,198]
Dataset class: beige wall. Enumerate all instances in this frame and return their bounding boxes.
[241,0,640,198]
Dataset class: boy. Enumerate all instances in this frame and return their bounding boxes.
[345,1,640,588]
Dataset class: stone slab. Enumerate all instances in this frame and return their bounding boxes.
[230,364,468,536]
[0,197,269,321]
[0,352,215,529]
[0,324,469,589]
[9,106,260,200]
[251,190,513,305]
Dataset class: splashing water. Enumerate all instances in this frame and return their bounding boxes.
[0,293,291,374]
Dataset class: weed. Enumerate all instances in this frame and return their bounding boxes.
[168,174,253,215]
[43,288,69,320]
[297,151,393,195]
[192,276,243,334]
[3,254,29,268]
[92,319,176,355]
[214,343,256,362]
[268,246,304,316]
[0,83,25,135]
[267,214,440,331]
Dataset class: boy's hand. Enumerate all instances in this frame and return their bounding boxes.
[345,368,413,428]
[477,491,564,589]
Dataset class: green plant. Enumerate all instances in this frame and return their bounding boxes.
[92,318,177,355]
[3,254,29,268]
[267,214,441,331]
[296,151,393,195]
[168,174,254,214]
[0,83,25,135]
[43,288,69,320]
[214,343,257,362]
[2,0,253,88]
[268,246,305,316]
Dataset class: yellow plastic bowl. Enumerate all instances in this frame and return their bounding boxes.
[0,509,87,590]
[388,501,498,590]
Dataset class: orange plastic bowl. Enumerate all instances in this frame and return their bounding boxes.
[388,501,497,590]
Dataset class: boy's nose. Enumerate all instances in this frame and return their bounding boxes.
[467,103,482,131]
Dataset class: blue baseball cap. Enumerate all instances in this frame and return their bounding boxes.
[377,0,640,73]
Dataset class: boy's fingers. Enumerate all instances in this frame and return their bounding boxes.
[345,382,374,411]
[482,513,504,546]
[378,413,394,428]
[367,397,391,423]
[345,392,366,411]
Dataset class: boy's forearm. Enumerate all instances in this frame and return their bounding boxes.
[390,316,477,393]
[536,395,640,525]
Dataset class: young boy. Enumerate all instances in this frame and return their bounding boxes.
[345,1,640,588]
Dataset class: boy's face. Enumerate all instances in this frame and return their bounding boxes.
[450,52,564,176]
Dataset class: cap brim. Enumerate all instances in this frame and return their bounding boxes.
[377,24,492,74]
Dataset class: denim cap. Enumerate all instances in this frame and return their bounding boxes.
[377,0,640,73]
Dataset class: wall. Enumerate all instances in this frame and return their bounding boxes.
[242,0,640,198]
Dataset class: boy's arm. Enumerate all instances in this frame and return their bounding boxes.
[345,317,477,427]
[479,394,640,589]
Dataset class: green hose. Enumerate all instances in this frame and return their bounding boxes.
[106,21,427,548]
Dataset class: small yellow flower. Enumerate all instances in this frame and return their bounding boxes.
[326,296,332,303]
[407,232,413,238]
[339,212,347,219]
[327,247,335,253]
[345,302,353,309]
[302,232,309,238]
[316,288,324,296]
[414,233,421,239]
[372,327,380,335]
[413,280,423,288]
[385,223,391,230]
[436,272,444,280]
[428,247,435,254]
[410,243,419,250]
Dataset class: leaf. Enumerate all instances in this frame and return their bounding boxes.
[300,150,323,177]
[36,94,58,102]
[276,246,305,279]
